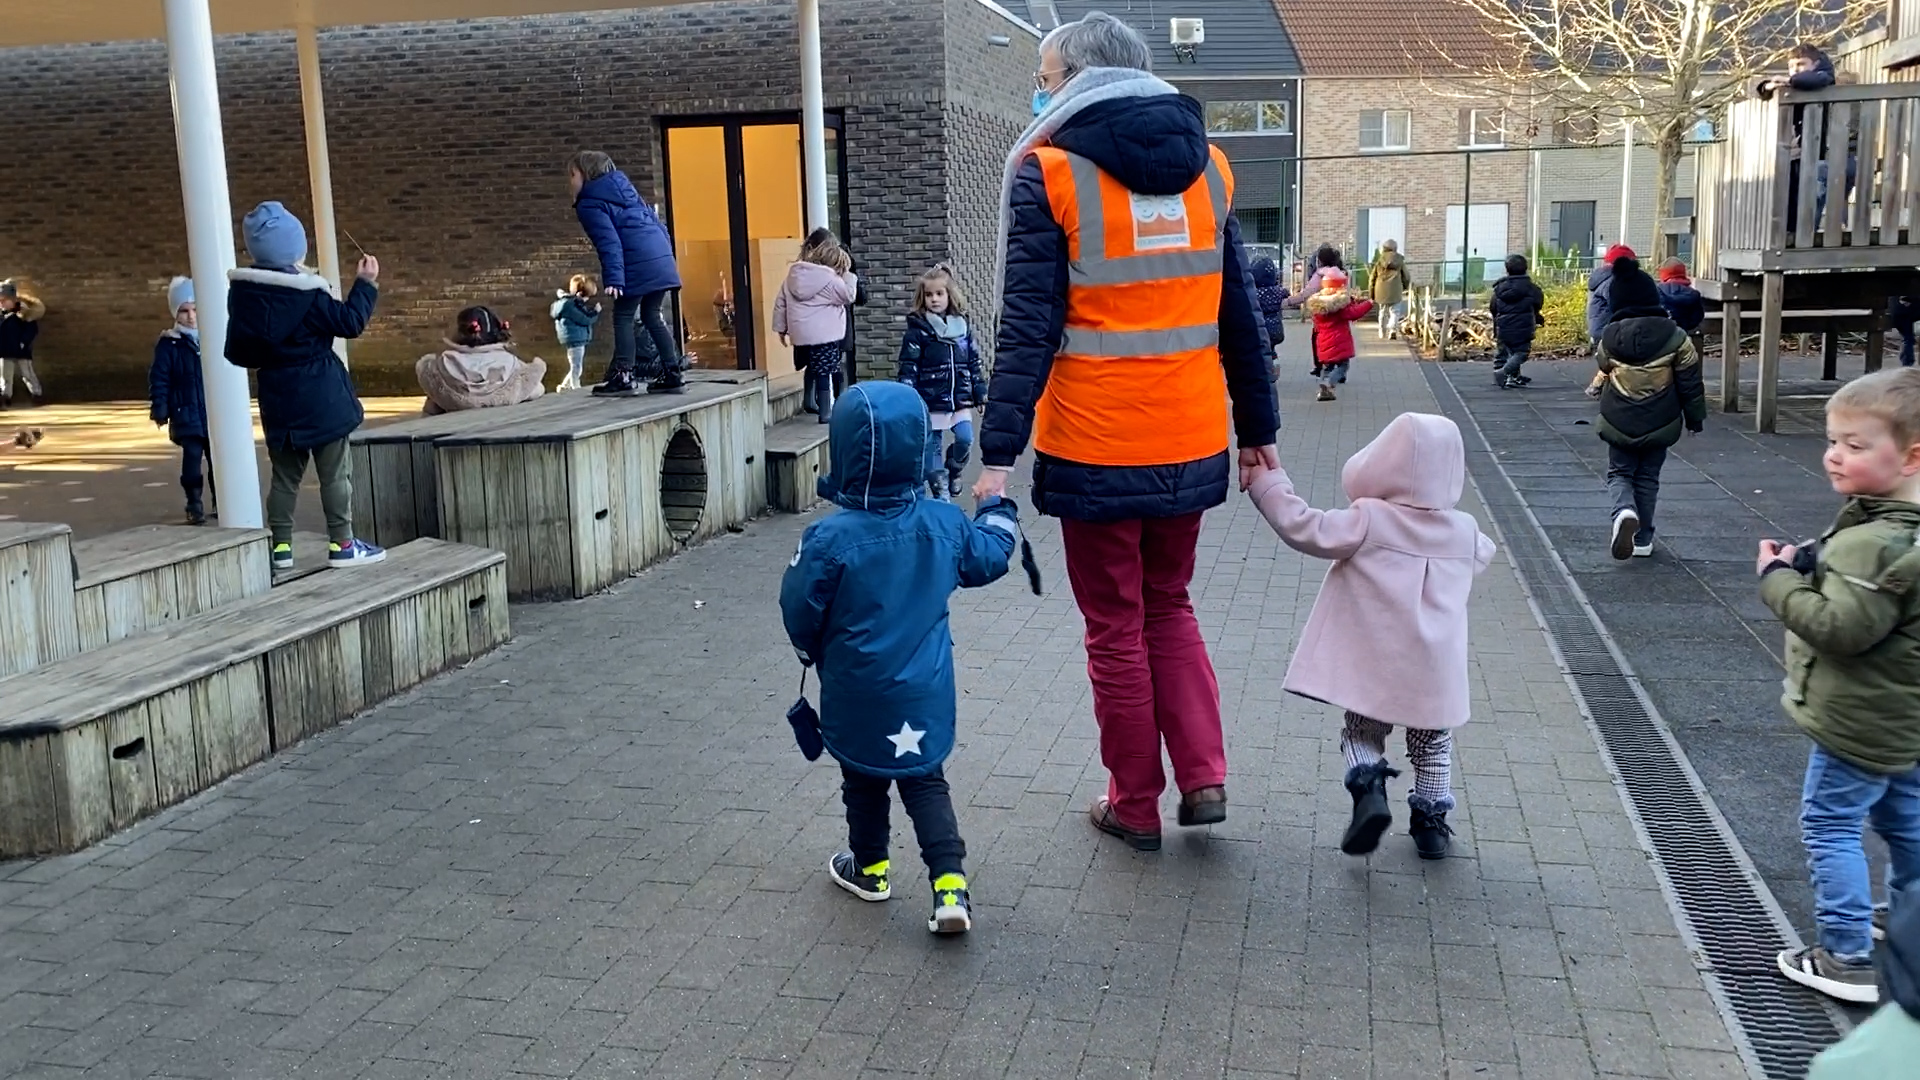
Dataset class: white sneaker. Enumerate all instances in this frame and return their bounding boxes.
[1610,510,1640,562]
[1777,945,1879,1004]
[1632,541,1654,558]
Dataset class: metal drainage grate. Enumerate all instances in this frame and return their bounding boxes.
[1421,363,1843,1079]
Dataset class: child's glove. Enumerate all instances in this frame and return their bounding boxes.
[975,496,1042,596]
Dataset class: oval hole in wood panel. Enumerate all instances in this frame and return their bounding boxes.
[468,594,487,610]
[112,737,147,760]
[661,425,708,544]
[595,509,610,521]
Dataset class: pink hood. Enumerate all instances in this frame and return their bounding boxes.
[773,262,858,347]
[1341,412,1466,511]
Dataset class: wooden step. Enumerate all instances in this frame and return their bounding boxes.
[0,522,78,678]
[70,525,272,650]
[764,418,832,514]
[0,538,509,857]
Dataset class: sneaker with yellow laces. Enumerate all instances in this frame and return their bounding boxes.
[828,853,890,902]
[271,542,294,571]
[928,872,971,935]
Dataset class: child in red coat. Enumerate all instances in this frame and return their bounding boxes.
[1306,268,1373,402]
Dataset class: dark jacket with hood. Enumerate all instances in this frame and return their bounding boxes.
[780,382,1019,779]
[224,268,377,450]
[1490,274,1546,348]
[148,329,208,442]
[1595,260,1706,450]
[0,293,45,360]
[897,313,986,415]
[550,292,601,347]
[574,170,682,298]
[1252,257,1287,348]
[1657,279,1706,333]
[1757,49,1838,156]
[981,93,1280,523]
[1585,263,1615,339]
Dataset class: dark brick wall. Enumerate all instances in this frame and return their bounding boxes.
[0,0,992,399]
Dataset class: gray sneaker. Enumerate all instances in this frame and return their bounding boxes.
[1777,944,1879,1004]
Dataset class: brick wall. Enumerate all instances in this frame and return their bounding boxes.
[0,0,972,398]
[1298,78,1529,281]
[1535,144,1699,259]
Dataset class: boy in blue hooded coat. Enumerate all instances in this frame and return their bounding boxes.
[780,381,1021,934]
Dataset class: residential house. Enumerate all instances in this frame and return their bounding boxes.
[1034,0,1304,246]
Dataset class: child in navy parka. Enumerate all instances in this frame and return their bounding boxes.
[780,381,1020,934]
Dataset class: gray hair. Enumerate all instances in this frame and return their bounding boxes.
[1041,11,1152,74]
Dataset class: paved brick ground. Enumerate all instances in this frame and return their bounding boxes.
[0,342,1756,1079]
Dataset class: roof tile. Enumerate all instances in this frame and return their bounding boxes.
[1269,0,1510,76]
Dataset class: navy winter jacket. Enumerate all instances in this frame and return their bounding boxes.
[224,269,377,451]
[1490,275,1546,348]
[148,329,207,442]
[1658,281,1706,333]
[897,313,986,414]
[1252,258,1287,347]
[780,382,1019,779]
[574,171,681,298]
[551,291,601,347]
[981,94,1280,523]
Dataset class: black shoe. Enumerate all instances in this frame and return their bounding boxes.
[1177,785,1227,827]
[828,852,891,902]
[591,371,643,397]
[1409,805,1453,860]
[1509,374,1532,386]
[1341,762,1400,856]
[185,506,207,527]
[948,475,964,499]
[648,370,689,395]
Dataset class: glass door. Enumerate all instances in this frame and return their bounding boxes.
[662,114,849,372]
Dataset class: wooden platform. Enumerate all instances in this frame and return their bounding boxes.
[0,522,79,679]
[765,418,831,513]
[434,383,769,600]
[0,538,509,857]
[70,525,273,650]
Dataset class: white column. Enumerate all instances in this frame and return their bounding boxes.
[164,0,263,529]
[297,20,347,365]
[1529,148,1543,257]
[1619,121,1635,249]
[798,0,829,230]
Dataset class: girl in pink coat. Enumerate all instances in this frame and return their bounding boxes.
[1248,412,1496,859]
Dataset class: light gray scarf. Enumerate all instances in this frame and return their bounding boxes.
[993,67,1181,300]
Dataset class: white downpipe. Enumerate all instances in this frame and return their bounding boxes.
[1619,121,1635,250]
[798,0,829,230]
[1529,148,1542,257]
[164,0,263,529]
[296,20,347,365]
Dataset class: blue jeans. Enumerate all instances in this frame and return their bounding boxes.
[1318,361,1349,388]
[1898,321,1916,369]
[1495,343,1530,380]
[1801,744,1920,958]
[924,419,974,490]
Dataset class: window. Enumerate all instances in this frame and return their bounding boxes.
[1458,108,1506,148]
[1688,117,1717,142]
[1359,109,1412,152]
[1241,206,1285,243]
[1553,111,1600,145]
[1206,100,1291,135]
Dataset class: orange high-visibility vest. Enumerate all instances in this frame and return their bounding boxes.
[1031,144,1233,468]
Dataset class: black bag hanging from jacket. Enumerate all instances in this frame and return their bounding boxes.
[787,668,824,761]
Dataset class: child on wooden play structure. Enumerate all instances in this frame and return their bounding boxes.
[416,306,547,416]
[549,274,601,391]
[148,276,214,525]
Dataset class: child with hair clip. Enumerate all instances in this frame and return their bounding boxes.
[897,265,986,501]
[416,306,547,416]
[774,230,858,423]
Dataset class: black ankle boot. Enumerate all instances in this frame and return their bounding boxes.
[1409,804,1454,860]
[1341,762,1399,856]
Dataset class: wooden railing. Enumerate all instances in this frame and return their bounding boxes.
[1697,84,1920,275]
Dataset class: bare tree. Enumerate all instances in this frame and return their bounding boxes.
[1430,0,1882,261]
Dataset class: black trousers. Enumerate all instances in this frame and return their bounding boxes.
[607,290,683,380]
[841,763,966,883]
[1606,443,1666,545]
[179,436,214,513]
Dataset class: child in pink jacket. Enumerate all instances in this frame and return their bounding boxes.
[1248,412,1496,859]
[773,231,859,424]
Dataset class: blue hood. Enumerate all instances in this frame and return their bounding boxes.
[577,169,642,210]
[818,382,928,514]
[1050,95,1210,197]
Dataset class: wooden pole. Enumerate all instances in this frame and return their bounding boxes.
[1721,295,1743,413]
[1757,272,1784,434]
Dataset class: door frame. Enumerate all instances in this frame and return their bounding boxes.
[658,111,851,371]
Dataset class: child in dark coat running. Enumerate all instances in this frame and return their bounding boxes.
[897,266,986,502]
[1251,256,1288,377]
[1489,255,1546,389]
[225,201,384,570]
[1657,260,1707,345]
[149,277,213,525]
[780,382,1021,935]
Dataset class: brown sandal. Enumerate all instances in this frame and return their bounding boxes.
[1089,798,1161,852]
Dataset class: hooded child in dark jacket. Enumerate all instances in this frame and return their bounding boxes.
[1251,256,1288,363]
[1656,259,1706,335]
[780,381,1020,936]
[1594,256,1705,561]
[1489,255,1546,389]
[897,266,986,501]
[0,280,46,406]
[149,276,213,525]
[225,200,384,569]
[1306,267,1373,402]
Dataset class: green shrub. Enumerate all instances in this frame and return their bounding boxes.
[1537,279,1589,353]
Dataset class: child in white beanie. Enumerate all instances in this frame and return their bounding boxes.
[149,276,213,525]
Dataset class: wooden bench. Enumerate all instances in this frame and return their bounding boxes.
[348,394,581,550]
[434,383,769,600]
[0,538,508,857]
[765,418,832,513]
[70,525,273,650]
[0,522,79,678]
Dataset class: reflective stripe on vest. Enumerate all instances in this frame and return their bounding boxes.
[1030,145,1237,468]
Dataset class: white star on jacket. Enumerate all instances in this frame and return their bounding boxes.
[886,722,926,758]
